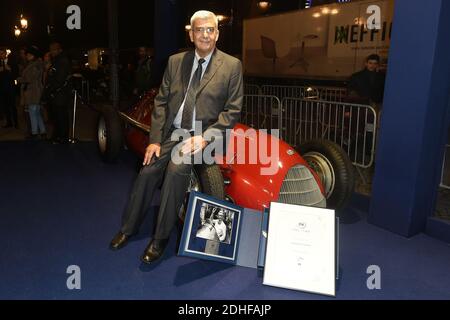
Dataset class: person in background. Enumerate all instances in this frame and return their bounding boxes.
[16,47,32,136]
[42,52,52,86]
[17,47,28,76]
[347,54,386,158]
[133,46,153,97]
[40,52,52,128]
[0,48,18,128]
[42,42,72,144]
[19,46,46,140]
[347,53,386,110]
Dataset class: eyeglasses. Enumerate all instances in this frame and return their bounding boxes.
[193,27,216,34]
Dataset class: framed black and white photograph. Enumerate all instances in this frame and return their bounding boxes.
[178,191,243,264]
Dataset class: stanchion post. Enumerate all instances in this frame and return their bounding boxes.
[70,89,78,144]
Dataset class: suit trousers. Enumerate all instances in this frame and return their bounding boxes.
[120,134,193,240]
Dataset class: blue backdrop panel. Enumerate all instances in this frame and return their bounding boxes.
[369,0,450,236]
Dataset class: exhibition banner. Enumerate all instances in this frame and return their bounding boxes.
[243,0,394,79]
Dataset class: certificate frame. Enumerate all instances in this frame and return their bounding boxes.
[263,202,336,297]
[178,191,243,264]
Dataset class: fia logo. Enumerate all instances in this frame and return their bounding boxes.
[297,222,306,229]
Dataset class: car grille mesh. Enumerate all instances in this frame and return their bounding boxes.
[278,164,326,207]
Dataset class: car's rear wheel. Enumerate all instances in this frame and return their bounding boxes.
[297,139,355,211]
[178,164,225,221]
[97,107,124,162]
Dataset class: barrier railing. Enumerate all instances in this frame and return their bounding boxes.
[244,84,261,95]
[280,98,377,168]
[316,86,347,102]
[261,85,319,100]
[72,74,90,104]
[259,85,348,102]
[241,94,282,131]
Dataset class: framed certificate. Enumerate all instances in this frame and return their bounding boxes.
[263,202,336,297]
[178,191,243,264]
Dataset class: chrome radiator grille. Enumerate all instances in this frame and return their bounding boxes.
[277,164,326,208]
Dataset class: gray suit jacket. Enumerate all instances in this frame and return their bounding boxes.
[149,49,243,146]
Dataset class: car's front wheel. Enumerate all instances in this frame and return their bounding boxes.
[97,106,124,163]
[297,139,355,211]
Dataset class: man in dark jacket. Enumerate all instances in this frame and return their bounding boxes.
[42,42,72,144]
[0,48,18,128]
[347,54,386,107]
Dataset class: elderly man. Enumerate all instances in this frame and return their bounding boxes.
[110,10,243,264]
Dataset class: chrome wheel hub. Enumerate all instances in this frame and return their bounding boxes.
[303,152,336,198]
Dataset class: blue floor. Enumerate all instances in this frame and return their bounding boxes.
[1,141,450,300]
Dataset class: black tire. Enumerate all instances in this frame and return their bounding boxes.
[97,106,124,163]
[297,139,355,211]
[194,164,225,200]
[178,164,225,221]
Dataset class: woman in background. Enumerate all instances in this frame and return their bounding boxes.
[19,46,46,140]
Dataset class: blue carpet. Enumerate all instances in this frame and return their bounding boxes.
[1,141,450,300]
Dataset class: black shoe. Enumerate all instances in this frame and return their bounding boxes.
[2,124,12,128]
[109,231,131,250]
[141,238,169,264]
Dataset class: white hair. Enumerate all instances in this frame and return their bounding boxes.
[190,10,218,28]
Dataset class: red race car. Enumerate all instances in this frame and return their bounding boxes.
[97,89,355,213]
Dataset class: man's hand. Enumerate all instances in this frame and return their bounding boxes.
[180,136,208,156]
[143,143,161,165]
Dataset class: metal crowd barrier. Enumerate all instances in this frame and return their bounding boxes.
[260,85,348,102]
[280,98,377,168]
[244,83,261,95]
[261,85,320,100]
[241,94,282,131]
[72,74,90,104]
[316,86,347,102]
[241,85,377,167]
